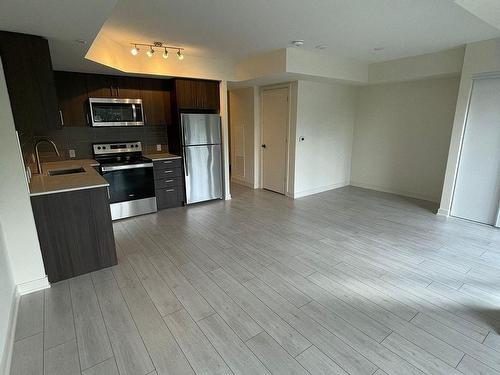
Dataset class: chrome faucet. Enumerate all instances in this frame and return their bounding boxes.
[35,138,60,174]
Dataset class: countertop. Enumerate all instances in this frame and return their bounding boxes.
[29,159,109,197]
[144,152,182,161]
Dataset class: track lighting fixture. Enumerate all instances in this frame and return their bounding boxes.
[128,42,185,61]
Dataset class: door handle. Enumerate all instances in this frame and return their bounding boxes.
[261,144,266,148]
[59,110,64,126]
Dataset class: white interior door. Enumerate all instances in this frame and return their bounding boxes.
[451,77,500,226]
[262,88,288,194]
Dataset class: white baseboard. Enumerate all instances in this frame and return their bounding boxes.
[16,276,50,296]
[292,181,349,199]
[0,288,20,375]
[437,208,450,217]
[350,181,439,203]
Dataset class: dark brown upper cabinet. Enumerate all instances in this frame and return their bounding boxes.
[54,71,90,127]
[140,78,171,126]
[85,74,116,98]
[0,31,60,133]
[114,76,142,99]
[173,79,220,111]
[86,74,142,99]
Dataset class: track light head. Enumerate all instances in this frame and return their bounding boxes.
[177,49,184,60]
[146,46,154,57]
[162,48,169,59]
[130,45,139,56]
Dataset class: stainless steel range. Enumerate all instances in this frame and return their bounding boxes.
[93,141,156,220]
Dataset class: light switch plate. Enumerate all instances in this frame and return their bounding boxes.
[69,149,76,158]
[156,144,162,151]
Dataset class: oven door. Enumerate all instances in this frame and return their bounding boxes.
[101,163,154,203]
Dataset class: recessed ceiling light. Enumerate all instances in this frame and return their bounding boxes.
[291,40,304,47]
[373,47,385,51]
[315,44,327,50]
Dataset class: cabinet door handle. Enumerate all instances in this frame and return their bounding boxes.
[106,187,110,199]
[165,179,174,183]
[163,160,173,164]
[59,110,64,126]
[86,112,90,125]
[164,170,173,173]
[165,188,175,192]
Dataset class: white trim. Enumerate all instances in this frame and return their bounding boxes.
[16,276,50,296]
[0,288,20,375]
[437,208,450,217]
[231,177,255,188]
[350,181,439,203]
[292,181,349,199]
[471,71,500,80]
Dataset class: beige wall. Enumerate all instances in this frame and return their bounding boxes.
[292,80,357,198]
[351,76,460,202]
[439,38,500,215]
[0,59,49,373]
[0,225,15,375]
[0,60,48,292]
[229,87,256,187]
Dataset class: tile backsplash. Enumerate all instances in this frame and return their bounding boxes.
[28,125,168,166]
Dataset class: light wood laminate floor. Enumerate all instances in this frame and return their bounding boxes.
[10,185,500,375]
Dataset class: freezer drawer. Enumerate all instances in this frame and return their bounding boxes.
[181,113,221,145]
[184,144,222,204]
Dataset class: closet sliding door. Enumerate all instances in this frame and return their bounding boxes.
[451,76,500,227]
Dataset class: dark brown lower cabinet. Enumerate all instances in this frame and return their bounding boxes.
[31,187,117,283]
[153,159,184,209]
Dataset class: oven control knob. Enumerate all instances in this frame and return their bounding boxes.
[97,146,101,150]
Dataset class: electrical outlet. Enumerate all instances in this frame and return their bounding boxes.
[69,149,76,158]
[156,144,162,151]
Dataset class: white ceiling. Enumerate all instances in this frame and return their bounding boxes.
[0,0,499,72]
[101,0,500,63]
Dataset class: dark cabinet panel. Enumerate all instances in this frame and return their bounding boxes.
[115,76,142,99]
[173,79,220,111]
[0,31,60,133]
[29,36,60,130]
[86,74,144,99]
[85,74,115,98]
[31,187,117,283]
[152,158,184,209]
[140,78,171,125]
[54,71,89,127]
[156,186,183,209]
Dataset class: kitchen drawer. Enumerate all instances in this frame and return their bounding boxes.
[156,186,183,209]
[154,176,181,189]
[154,166,182,180]
[153,158,182,170]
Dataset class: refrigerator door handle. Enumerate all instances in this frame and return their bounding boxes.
[183,150,188,176]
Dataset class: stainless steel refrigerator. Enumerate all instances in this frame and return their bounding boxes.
[181,113,223,204]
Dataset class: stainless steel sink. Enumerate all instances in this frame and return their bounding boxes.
[47,167,85,176]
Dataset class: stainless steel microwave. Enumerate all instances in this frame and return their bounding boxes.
[89,98,144,127]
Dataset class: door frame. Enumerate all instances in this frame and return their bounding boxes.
[259,84,293,196]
